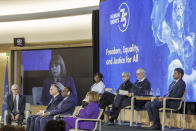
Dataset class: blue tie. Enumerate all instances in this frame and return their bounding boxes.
[167,81,177,97]
[57,99,64,108]
[48,97,55,106]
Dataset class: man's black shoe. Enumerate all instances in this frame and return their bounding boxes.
[151,123,161,130]
[109,117,114,124]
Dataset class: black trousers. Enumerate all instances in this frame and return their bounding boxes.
[145,100,163,124]
[26,115,39,131]
[99,92,115,109]
[6,112,24,125]
[109,95,131,120]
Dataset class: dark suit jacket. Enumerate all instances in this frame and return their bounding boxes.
[41,76,77,106]
[117,80,133,93]
[49,96,75,116]
[45,94,63,113]
[166,78,186,109]
[132,78,151,96]
[6,94,26,115]
[113,80,133,107]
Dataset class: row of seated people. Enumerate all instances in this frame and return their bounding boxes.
[6,67,186,131]
[99,68,151,123]
[27,90,99,131]
[92,67,185,130]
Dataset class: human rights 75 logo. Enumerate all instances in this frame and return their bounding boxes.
[110,2,130,32]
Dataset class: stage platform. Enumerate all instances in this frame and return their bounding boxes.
[101,124,196,131]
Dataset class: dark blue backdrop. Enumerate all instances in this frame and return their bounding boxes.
[100,0,196,102]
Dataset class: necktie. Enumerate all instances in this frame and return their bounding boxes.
[48,97,55,105]
[13,96,17,113]
[169,81,176,92]
[167,81,177,97]
[57,99,64,108]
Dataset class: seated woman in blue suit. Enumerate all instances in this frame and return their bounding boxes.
[64,91,100,131]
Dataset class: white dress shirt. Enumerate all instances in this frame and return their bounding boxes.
[138,77,145,82]
[91,81,105,94]
[13,94,19,113]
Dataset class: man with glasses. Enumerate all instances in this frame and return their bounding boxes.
[26,84,63,131]
[6,84,26,125]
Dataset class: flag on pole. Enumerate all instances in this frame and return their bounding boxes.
[1,63,9,121]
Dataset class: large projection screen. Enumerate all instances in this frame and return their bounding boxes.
[99,0,196,102]
[21,47,93,105]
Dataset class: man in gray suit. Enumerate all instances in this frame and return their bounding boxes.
[6,84,26,125]
[26,84,63,131]
[34,85,76,131]
[145,68,186,130]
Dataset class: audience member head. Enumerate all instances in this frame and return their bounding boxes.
[122,72,130,82]
[0,125,25,131]
[94,73,103,83]
[61,86,71,98]
[49,55,66,79]
[136,68,145,81]
[173,68,184,80]
[11,84,19,95]
[15,126,25,131]
[43,120,65,131]
[86,91,99,103]
[0,125,16,131]
[50,84,60,97]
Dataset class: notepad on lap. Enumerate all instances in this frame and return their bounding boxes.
[119,90,128,95]
[105,88,116,94]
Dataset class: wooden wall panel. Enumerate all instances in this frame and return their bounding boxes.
[30,106,47,115]
[0,44,13,52]
[0,52,10,116]
[16,51,21,92]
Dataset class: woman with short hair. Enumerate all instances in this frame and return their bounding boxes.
[91,73,105,95]
[63,91,100,131]
[41,55,77,105]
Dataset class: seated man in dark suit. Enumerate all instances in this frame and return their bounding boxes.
[34,86,76,131]
[106,72,133,123]
[6,84,26,125]
[145,68,186,130]
[128,68,151,108]
[26,84,63,131]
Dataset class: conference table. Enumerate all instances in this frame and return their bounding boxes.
[129,96,153,126]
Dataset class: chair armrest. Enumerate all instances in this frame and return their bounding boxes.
[151,97,157,101]
[25,110,31,121]
[164,97,184,100]
[162,97,184,108]
[53,115,74,120]
[4,110,8,125]
[75,118,101,130]
[25,110,32,115]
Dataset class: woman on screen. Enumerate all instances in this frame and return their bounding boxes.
[40,55,77,105]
